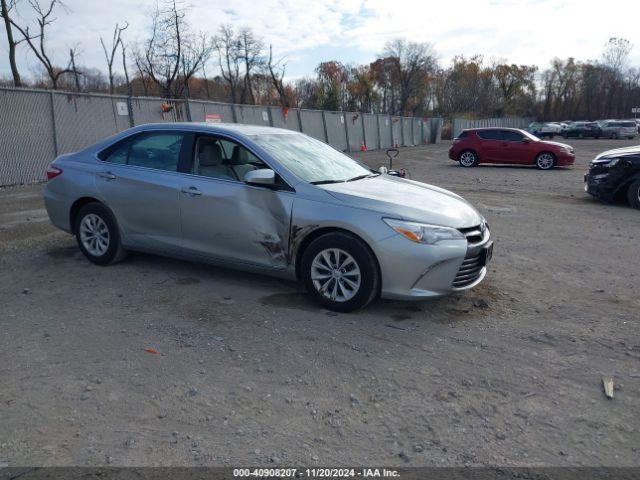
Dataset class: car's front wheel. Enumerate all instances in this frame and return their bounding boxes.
[458,150,478,167]
[75,202,126,265]
[301,232,380,312]
[628,180,640,210]
[535,152,555,170]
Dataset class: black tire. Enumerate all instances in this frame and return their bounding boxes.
[458,150,478,167]
[74,202,126,266]
[301,232,380,312]
[535,152,555,170]
[627,180,640,210]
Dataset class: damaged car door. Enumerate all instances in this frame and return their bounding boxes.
[179,134,294,270]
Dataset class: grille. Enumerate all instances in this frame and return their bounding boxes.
[458,225,483,245]
[452,253,484,288]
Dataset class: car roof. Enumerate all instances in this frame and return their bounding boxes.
[130,122,297,136]
[467,127,523,132]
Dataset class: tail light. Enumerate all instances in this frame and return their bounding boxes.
[46,164,63,180]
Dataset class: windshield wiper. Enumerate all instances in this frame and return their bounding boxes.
[346,173,380,182]
[310,179,347,185]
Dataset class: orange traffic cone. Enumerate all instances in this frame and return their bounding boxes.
[360,142,367,152]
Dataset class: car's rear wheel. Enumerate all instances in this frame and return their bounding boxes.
[75,203,126,265]
[458,150,478,167]
[535,152,555,170]
[301,232,379,312]
[628,180,640,210]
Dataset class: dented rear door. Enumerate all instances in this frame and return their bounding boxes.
[179,175,294,270]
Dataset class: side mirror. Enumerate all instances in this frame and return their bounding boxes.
[244,168,276,186]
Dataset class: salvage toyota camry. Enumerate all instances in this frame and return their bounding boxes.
[43,123,493,312]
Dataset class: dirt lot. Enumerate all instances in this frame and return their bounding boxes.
[1,138,639,467]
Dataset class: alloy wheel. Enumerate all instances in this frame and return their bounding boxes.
[79,213,110,257]
[310,248,361,302]
[536,153,554,170]
[459,151,476,167]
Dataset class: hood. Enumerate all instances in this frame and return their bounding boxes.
[540,140,572,150]
[595,145,640,160]
[320,174,483,228]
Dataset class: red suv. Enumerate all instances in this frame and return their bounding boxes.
[448,128,575,170]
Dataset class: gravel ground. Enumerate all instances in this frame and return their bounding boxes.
[0,138,639,467]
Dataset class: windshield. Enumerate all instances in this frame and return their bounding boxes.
[251,133,373,184]
[522,130,540,141]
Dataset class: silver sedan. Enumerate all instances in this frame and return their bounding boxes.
[43,123,492,311]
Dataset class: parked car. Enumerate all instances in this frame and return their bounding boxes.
[584,145,640,209]
[449,128,575,170]
[600,120,638,139]
[44,123,493,312]
[527,122,562,138]
[562,122,602,139]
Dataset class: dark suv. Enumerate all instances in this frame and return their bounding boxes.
[584,145,640,209]
[563,122,602,139]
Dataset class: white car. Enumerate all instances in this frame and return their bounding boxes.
[527,122,562,138]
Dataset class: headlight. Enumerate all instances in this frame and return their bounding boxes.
[607,158,620,167]
[383,218,465,244]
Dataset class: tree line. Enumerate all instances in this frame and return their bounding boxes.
[2,0,639,121]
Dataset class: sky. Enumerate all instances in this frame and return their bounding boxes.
[1,0,639,82]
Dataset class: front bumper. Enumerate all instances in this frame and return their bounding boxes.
[556,151,575,166]
[373,227,492,300]
[584,171,616,201]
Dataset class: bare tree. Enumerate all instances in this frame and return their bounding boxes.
[383,39,438,115]
[178,31,212,97]
[68,46,81,91]
[602,37,632,75]
[214,24,241,103]
[9,0,73,89]
[0,0,22,86]
[238,28,263,104]
[137,0,184,98]
[120,40,131,96]
[266,44,289,106]
[100,22,128,94]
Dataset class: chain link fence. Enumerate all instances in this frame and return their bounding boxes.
[0,87,444,186]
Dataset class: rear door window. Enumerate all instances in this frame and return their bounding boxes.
[128,133,184,171]
[100,132,185,172]
[477,130,499,140]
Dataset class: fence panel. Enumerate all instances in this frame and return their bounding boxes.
[378,115,392,148]
[299,110,326,142]
[131,97,188,125]
[345,112,365,151]
[0,89,56,185]
[324,111,348,151]
[412,119,423,145]
[269,106,301,131]
[363,114,379,150]
[391,117,402,147]
[53,93,121,154]
[401,118,413,146]
[188,100,236,124]
[235,104,271,126]
[430,118,443,143]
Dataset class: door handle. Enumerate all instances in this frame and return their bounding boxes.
[181,186,202,196]
[97,171,116,180]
